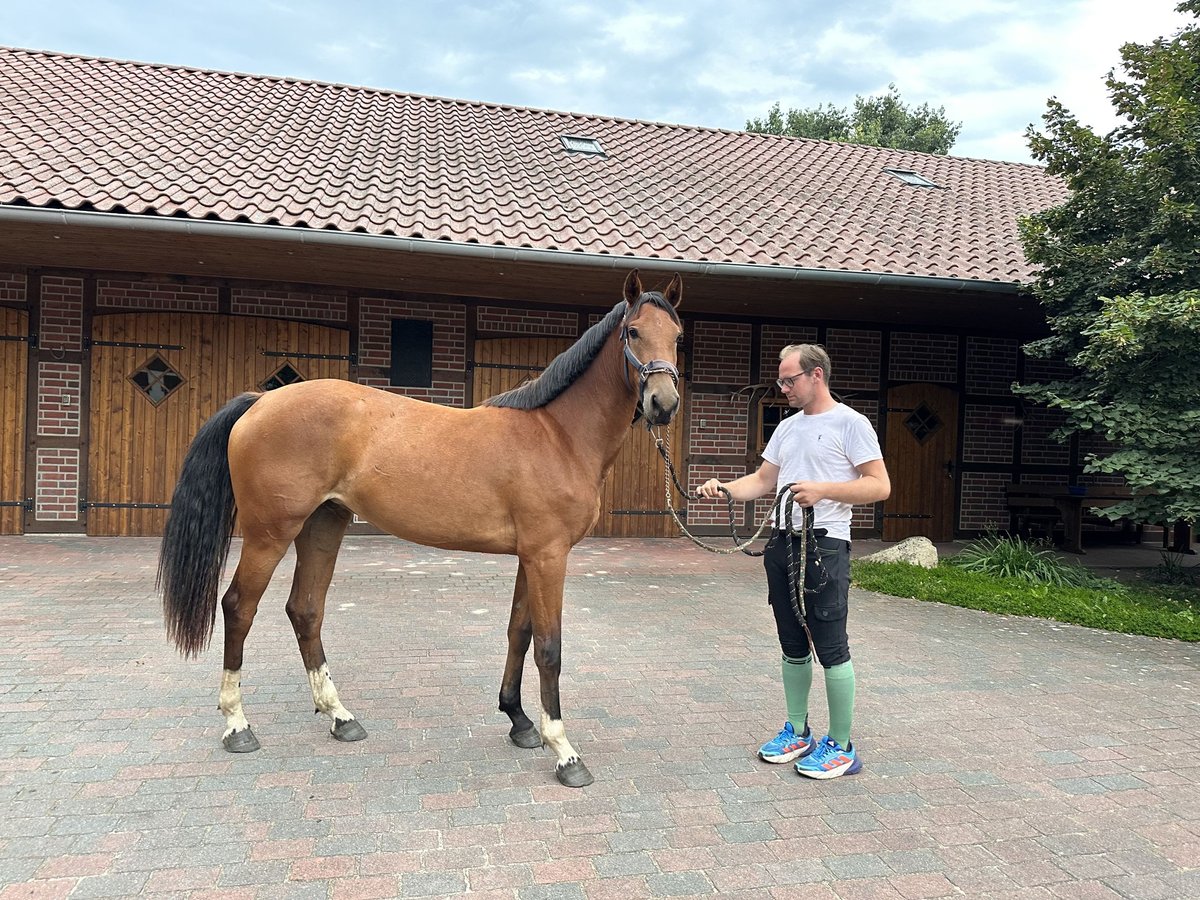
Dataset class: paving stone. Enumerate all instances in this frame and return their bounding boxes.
[1,535,1197,900]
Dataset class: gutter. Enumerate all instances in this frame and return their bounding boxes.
[0,205,1021,295]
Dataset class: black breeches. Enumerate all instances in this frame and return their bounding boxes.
[763,533,851,667]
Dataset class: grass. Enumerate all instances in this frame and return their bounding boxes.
[851,546,1200,643]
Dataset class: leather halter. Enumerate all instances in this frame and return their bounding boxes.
[620,315,680,393]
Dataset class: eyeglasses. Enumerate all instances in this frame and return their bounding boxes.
[776,371,810,390]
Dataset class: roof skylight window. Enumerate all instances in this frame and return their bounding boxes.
[560,135,606,156]
[884,168,940,188]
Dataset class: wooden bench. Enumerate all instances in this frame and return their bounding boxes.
[1005,484,1138,554]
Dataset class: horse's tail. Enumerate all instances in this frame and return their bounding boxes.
[159,392,260,658]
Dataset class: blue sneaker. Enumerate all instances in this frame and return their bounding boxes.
[795,735,862,779]
[757,721,816,764]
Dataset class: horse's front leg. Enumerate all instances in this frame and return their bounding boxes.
[522,549,593,787]
[499,562,540,749]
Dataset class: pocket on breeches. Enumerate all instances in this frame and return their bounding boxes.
[807,537,849,622]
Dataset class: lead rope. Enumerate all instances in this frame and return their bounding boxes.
[652,428,825,632]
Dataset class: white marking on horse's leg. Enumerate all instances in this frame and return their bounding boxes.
[540,711,581,770]
[219,668,250,738]
[307,663,356,731]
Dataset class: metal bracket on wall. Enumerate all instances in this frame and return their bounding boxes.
[881,513,933,519]
[83,339,185,351]
[0,332,38,348]
[0,498,34,512]
[78,500,172,511]
[610,508,688,518]
[261,349,358,365]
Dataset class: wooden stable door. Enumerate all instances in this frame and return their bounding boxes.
[0,308,28,534]
[882,383,959,542]
[473,337,686,538]
[87,313,349,536]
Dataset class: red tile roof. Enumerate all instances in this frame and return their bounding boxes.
[0,47,1068,284]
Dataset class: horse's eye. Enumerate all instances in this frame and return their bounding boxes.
[675,334,684,345]
[627,327,639,339]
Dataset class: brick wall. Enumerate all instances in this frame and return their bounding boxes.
[688,395,749,457]
[98,280,219,312]
[358,296,466,406]
[826,329,882,393]
[761,325,819,377]
[232,287,347,321]
[689,463,753,527]
[36,362,81,437]
[477,306,578,336]
[35,448,79,521]
[966,337,1019,395]
[889,332,958,383]
[1021,406,1071,466]
[960,472,1011,532]
[0,271,26,302]
[686,317,754,527]
[39,276,83,351]
[692,321,751,384]
[962,404,1016,464]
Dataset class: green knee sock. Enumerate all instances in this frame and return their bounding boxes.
[781,654,813,730]
[825,659,856,748]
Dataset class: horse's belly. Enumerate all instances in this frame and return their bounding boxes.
[345,491,518,554]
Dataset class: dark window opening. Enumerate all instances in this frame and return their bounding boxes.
[390,319,434,387]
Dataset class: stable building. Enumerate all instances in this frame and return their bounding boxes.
[2,47,1093,541]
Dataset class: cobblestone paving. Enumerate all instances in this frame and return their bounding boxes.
[1,535,1198,899]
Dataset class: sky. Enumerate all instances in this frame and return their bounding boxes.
[5,0,1194,164]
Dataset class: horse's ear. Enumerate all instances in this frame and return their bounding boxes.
[663,273,683,309]
[623,269,643,304]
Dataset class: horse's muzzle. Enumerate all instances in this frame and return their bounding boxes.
[642,379,680,426]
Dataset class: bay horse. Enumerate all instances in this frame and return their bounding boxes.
[158,270,683,787]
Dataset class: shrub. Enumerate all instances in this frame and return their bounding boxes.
[947,533,1098,587]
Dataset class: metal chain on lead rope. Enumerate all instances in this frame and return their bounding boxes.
[651,427,826,629]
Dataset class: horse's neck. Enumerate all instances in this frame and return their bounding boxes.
[545,332,637,476]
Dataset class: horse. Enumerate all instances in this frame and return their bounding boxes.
[158,270,683,787]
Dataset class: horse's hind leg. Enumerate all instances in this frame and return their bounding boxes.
[219,535,292,752]
[287,501,365,742]
[499,562,540,749]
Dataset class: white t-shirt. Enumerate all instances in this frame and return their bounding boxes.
[761,402,883,541]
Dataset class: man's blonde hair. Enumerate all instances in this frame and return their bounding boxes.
[779,344,832,382]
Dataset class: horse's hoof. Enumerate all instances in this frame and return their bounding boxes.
[555,760,594,788]
[509,726,541,749]
[223,728,260,753]
[332,718,368,742]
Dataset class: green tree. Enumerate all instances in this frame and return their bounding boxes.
[1017,0,1200,527]
[746,84,961,154]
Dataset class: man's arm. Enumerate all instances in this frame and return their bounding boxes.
[695,461,780,502]
[788,458,891,507]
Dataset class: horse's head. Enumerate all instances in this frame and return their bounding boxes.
[621,270,683,427]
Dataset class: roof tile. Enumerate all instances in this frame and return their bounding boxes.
[0,47,1068,283]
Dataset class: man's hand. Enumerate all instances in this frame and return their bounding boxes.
[788,481,826,507]
[695,478,726,499]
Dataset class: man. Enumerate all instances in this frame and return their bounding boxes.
[696,344,889,779]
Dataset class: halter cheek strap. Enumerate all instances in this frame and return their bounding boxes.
[620,325,680,391]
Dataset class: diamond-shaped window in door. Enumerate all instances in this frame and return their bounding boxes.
[260,362,304,391]
[904,402,943,444]
[129,354,185,406]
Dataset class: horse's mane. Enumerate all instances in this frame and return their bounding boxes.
[484,293,680,411]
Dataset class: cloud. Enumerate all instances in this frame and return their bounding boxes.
[4,0,1195,164]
